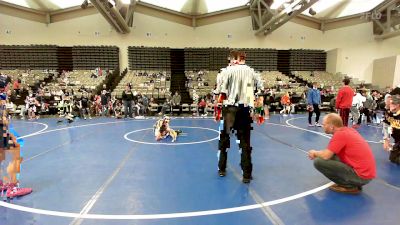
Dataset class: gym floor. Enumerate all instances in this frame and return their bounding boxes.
[1,114,399,225]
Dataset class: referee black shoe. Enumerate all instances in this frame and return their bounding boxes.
[242,177,251,184]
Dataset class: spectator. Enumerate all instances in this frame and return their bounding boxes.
[350,90,365,128]
[141,94,149,115]
[114,99,123,119]
[307,82,322,127]
[280,92,291,116]
[95,67,102,77]
[132,91,139,117]
[106,69,112,77]
[159,97,171,116]
[308,113,376,194]
[361,91,375,124]
[93,94,101,116]
[80,92,91,119]
[13,79,21,97]
[335,77,354,126]
[100,90,109,116]
[192,90,199,105]
[198,98,207,115]
[78,85,87,93]
[383,93,400,164]
[371,90,380,122]
[26,93,39,120]
[122,85,134,118]
[171,91,181,114]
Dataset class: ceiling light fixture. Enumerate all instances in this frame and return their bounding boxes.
[81,0,89,9]
[308,7,316,16]
[109,0,116,7]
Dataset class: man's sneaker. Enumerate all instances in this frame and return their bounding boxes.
[315,122,322,127]
[218,170,226,177]
[329,185,360,194]
[6,186,32,198]
[308,124,314,127]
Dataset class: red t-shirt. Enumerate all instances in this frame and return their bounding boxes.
[327,127,376,179]
[13,81,20,90]
[198,101,206,107]
[281,95,291,105]
[335,86,354,109]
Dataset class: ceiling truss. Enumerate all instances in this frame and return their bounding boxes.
[89,0,136,33]
[372,0,400,40]
[250,0,319,35]
[0,0,398,39]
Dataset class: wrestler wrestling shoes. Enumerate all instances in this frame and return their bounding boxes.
[0,182,32,198]
[6,186,33,198]
[0,181,16,192]
[0,180,4,192]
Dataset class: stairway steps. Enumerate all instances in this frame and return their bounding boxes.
[57,47,73,72]
[170,49,191,103]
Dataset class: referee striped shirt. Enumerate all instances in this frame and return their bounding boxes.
[219,64,263,108]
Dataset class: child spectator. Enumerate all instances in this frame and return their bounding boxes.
[280,92,291,116]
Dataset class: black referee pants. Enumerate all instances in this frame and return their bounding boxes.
[218,105,253,179]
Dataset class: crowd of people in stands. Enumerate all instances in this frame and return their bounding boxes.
[185,70,209,88]
[0,69,116,120]
[0,68,388,126]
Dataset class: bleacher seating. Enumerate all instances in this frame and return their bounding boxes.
[292,71,359,93]
[289,49,326,71]
[112,71,171,99]
[128,47,171,71]
[0,45,58,70]
[0,69,54,88]
[186,70,217,99]
[72,46,119,70]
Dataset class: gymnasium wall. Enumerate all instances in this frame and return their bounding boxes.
[326,48,340,75]
[395,56,400,86]
[1,12,400,83]
[372,56,397,88]
[323,23,400,84]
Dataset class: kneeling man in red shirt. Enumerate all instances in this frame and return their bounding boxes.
[308,113,376,194]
